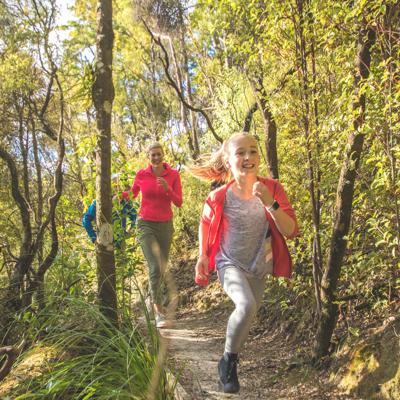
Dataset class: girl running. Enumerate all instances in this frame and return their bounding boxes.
[190,132,298,393]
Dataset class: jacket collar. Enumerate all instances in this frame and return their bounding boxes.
[212,176,271,200]
[144,162,171,176]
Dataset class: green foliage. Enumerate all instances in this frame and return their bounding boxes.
[172,171,210,249]
[1,1,400,393]
[7,297,173,400]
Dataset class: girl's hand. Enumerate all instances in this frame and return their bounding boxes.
[252,181,274,207]
[195,255,209,285]
[157,177,169,191]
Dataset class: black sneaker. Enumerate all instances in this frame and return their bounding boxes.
[218,352,240,393]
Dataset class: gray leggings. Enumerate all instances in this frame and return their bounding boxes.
[137,219,174,305]
[218,267,266,354]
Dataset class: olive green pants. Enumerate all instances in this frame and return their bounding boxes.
[137,219,174,305]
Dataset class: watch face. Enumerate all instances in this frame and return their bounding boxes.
[272,200,280,210]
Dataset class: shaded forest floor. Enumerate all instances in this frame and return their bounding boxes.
[165,258,360,400]
[1,251,398,399]
[163,310,357,399]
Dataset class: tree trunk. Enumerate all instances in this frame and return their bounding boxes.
[294,0,323,316]
[92,0,118,324]
[168,36,196,157]
[249,77,279,179]
[180,28,200,158]
[314,21,376,360]
[0,146,33,311]
[242,102,258,133]
[0,346,18,382]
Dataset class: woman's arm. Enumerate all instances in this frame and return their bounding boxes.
[158,172,183,207]
[164,173,183,207]
[131,173,140,198]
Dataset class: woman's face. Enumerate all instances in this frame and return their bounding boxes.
[148,147,164,167]
[225,135,260,179]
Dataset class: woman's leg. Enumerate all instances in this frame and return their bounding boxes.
[154,220,174,308]
[137,220,164,307]
[137,220,173,309]
[219,267,266,354]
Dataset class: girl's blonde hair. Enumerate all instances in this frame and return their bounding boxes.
[188,132,254,183]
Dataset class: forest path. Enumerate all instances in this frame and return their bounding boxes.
[161,308,358,400]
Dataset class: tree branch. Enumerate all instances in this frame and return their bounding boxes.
[142,19,223,143]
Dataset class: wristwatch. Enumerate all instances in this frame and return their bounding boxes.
[267,200,280,212]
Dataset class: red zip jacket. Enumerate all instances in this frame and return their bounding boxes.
[200,177,299,278]
[132,163,182,221]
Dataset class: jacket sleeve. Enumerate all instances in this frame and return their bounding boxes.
[274,181,299,239]
[199,197,214,256]
[166,171,183,207]
[82,201,97,243]
[131,173,140,198]
[125,200,138,229]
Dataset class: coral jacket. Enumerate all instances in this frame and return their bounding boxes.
[132,163,182,221]
[199,177,299,278]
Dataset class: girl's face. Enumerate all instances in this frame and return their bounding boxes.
[148,147,164,167]
[225,135,260,179]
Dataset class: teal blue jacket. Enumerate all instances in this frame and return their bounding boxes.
[82,193,137,248]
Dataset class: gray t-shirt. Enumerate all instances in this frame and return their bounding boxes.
[215,187,273,277]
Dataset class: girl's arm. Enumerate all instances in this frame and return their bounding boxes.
[195,198,215,283]
[253,181,298,238]
[266,206,296,238]
[195,220,210,283]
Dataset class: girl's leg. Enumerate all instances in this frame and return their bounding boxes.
[217,267,266,393]
[236,273,266,351]
[219,267,266,354]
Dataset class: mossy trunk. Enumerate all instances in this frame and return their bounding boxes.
[314,21,376,359]
[92,0,117,325]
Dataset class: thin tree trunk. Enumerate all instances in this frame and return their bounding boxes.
[180,28,200,158]
[310,13,323,313]
[16,100,31,205]
[168,36,195,157]
[243,102,258,133]
[249,77,279,179]
[0,346,18,382]
[382,5,400,297]
[92,0,117,324]
[314,21,376,360]
[0,146,33,311]
[32,124,44,264]
[293,0,323,315]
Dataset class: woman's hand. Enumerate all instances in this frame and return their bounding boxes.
[157,177,169,191]
[195,255,209,285]
[252,181,274,207]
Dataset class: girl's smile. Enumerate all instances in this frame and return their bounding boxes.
[226,136,260,177]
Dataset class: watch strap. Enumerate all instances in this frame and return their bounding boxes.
[267,200,280,212]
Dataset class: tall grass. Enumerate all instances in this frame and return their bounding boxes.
[9,296,175,400]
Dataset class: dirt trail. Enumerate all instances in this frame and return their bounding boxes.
[162,309,359,400]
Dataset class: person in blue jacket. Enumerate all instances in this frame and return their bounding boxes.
[82,191,137,249]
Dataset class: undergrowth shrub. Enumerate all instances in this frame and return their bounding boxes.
[7,297,174,400]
